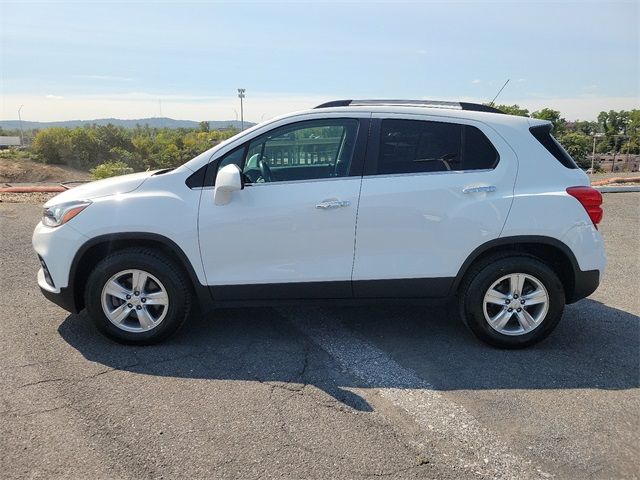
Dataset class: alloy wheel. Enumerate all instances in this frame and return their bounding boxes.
[100,269,169,333]
[482,273,549,336]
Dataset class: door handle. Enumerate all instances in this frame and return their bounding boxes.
[316,199,350,210]
[462,185,496,194]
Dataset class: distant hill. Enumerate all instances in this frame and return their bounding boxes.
[0,117,256,130]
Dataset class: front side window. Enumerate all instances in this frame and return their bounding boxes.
[377,119,499,175]
[243,119,359,183]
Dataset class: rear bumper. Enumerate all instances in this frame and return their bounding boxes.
[568,268,600,304]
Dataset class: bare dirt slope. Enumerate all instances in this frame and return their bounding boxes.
[0,157,90,184]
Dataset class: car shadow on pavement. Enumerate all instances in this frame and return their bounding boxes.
[58,306,377,411]
[335,298,639,391]
[58,298,639,411]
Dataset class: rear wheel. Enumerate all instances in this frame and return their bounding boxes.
[459,254,565,348]
[85,248,192,344]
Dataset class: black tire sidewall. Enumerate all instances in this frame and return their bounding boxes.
[462,256,565,348]
[85,251,190,344]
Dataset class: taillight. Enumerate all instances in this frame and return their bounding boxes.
[566,186,603,227]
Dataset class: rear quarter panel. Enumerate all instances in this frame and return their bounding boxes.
[496,124,606,273]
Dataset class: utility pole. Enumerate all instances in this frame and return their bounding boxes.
[611,135,620,172]
[591,132,603,174]
[17,105,24,147]
[237,88,246,130]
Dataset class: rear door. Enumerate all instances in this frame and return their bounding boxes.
[352,113,518,297]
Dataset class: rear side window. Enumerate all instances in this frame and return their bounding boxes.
[377,119,499,175]
[529,124,577,169]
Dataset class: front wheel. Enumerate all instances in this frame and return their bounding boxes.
[458,255,565,348]
[85,248,192,345]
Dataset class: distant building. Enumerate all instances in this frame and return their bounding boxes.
[590,153,640,172]
[0,136,21,149]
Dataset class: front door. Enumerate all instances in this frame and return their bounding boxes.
[198,117,368,300]
[352,114,518,297]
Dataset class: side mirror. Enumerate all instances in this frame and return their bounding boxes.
[214,164,244,205]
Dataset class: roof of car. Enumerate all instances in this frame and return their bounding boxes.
[314,99,502,113]
[292,103,543,128]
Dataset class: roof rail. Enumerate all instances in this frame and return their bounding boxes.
[314,99,503,114]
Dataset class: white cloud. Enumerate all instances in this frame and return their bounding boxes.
[420,94,639,120]
[2,92,638,122]
[73,75,134,82]
[471,79,481,84]
[1,92,333,122]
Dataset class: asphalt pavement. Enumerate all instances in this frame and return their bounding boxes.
[1,193,638,479]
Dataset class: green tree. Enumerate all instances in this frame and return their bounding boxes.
[619,109,639,154]
[557,132,591,169]
[571,120,599,136]
[596,110,634,154]
[495,104,530,117]
[32,127,73,164]
[90,160,134,180]
[68,127,100,169]
[531,108,566,135]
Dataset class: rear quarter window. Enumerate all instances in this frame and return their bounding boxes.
[529,124,578,169]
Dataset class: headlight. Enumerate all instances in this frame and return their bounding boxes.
[42,200,92,227]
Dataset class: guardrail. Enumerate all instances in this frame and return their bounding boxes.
[591,177,640,186]
[0,180,89,193]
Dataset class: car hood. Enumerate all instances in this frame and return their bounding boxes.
[44,170,156,207]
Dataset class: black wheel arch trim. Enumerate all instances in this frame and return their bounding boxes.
[67,232,211,313]
[452,235,599,303]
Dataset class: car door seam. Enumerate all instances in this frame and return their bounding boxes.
[350,113,373,295]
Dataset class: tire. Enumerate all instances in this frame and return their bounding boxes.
[85,248,192,345]
[458,253,565,348]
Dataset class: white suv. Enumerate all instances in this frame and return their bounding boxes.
[32,100,606,348]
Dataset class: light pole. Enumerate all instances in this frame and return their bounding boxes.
[237,88,245,130]
[590,132,603,175]
[17,105,24,147]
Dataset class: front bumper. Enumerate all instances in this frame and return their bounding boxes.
[38,268,79,313]
[32,221,88,291]
[34,219,86,314]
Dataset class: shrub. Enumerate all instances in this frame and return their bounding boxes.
[90,161,134,180]
[32,127,72,164]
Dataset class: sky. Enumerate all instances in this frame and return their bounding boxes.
[1,0,638,122]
